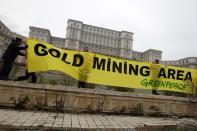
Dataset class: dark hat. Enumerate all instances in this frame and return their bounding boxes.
[154,59,160,64]
[15,37,22,43]
[84,47,89,52]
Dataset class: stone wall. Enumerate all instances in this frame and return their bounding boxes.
[0,80,197,117]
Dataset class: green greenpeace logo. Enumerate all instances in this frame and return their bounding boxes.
[141,78,188,91]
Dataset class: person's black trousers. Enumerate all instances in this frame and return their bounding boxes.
[17,70,37,83]
[0,60,13,80]
[78,81,86,88]
[152,90,159,95]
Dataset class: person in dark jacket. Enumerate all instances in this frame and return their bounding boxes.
[14,41,37,83]
[0,37,27,80]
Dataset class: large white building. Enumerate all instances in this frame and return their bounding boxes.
[65,19,133,59]
[29,19,162,61]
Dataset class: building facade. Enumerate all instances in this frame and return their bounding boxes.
[161,57,197,69]
[65,19,133,59]
[132,49,162,62]
[0,20,12,57]
[29,26,65,48]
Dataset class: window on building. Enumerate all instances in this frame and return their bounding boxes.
[126,44,129,48]
[107,38,109,46]
[100,38,103,44]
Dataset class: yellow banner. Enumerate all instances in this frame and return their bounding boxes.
[27,38,197,94]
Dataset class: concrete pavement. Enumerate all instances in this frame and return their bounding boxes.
[0,108,197,130]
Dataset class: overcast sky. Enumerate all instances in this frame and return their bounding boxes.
[0,0,197,60]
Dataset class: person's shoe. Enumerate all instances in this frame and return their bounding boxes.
[152,90,159,95]
[152,92,160,95]
[0,76,7,80]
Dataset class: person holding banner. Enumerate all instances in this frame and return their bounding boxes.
[0,38,27,80]
[78,47,93,88]
[14,43,37,83]
[151,59,160,95]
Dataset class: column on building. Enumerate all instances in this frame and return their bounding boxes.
[65,20,83,50]
[119,31,133,59]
